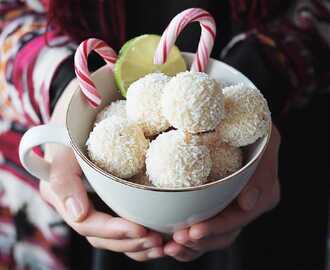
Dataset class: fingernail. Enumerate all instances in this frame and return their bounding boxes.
[65,197,83,221]
[142,240,156,249]
[174,234,185,243]
[190,229,203,240]
[241,187,260,211]
[148,248,162,258]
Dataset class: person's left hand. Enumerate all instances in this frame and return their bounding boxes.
[164,124,281,262]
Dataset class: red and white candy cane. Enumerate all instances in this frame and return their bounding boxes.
[154,8,216,72]
[74,38,117,108]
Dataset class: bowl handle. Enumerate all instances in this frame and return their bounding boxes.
[19,124,70,181]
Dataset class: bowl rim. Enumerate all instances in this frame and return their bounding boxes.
[66,55,272,193]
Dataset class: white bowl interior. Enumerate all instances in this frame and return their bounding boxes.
[67,52,268,189]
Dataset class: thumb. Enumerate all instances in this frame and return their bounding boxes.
[44,147,90,222]
[237,158,265,211]
[237,186,261,211]
[237,124,281,212]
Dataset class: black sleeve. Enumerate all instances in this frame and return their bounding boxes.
[221,35,330,270]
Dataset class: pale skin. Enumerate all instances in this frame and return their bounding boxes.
[41,78,281,262]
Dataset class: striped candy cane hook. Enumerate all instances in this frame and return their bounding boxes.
[154,8,216,72]
[74,38,117,108]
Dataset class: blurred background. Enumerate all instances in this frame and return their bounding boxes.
[0,0,329,269]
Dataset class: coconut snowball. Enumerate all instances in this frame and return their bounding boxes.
[146,130,212,188]
[87,116,149,179]
[218,84,271,147]
[199,132,243,180]
[95,100,127,124]
[161,71,224,134]
[126,73,171,137]
[209,143,242,179]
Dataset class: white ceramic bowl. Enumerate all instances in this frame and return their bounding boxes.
[19,53,271,234]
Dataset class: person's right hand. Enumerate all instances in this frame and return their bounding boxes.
[40,145,164,261]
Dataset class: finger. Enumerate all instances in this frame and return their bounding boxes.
[238,172,280,212]
[164,241,201,262]
[39,175,88,223]
[41,181,148,239]
[50,176,89,222]
[87,231,163,253]
[268,179,281,211]
[189,204,256,239]
[190,182,280,240]
[238,124,281,211]
[69,211,148,239]
[238,174,281,213]
[42,147,90,222]
[174,227,241,251]
[184,125,281,244]
[173,229,196,249]
[125,247,164,261]
[188,229,241,252]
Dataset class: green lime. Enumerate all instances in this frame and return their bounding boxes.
[114,34,187,97]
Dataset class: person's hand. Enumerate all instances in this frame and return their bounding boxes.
[164,124,281,262]
[40,79,164,261]
[40,145,165,261]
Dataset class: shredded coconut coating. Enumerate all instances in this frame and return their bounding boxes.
[161,71,224,134]
[199,132,242,180]
[126,73,171,137]
[146,130,212,188]
[95,100,127,124]
[218,84,271,147]
[209,143,242,179]
[87,116,149,179]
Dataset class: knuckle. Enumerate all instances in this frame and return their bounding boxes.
[191,224,210,240]
[49,173,63,186]
[108,218,145,239]
[48,177,63,194]
[129,241,144,252]
[115,240,143,253]
[105,222,126,239]
[131,227,148,238]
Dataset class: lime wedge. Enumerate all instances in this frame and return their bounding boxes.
[114,34,187,97]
